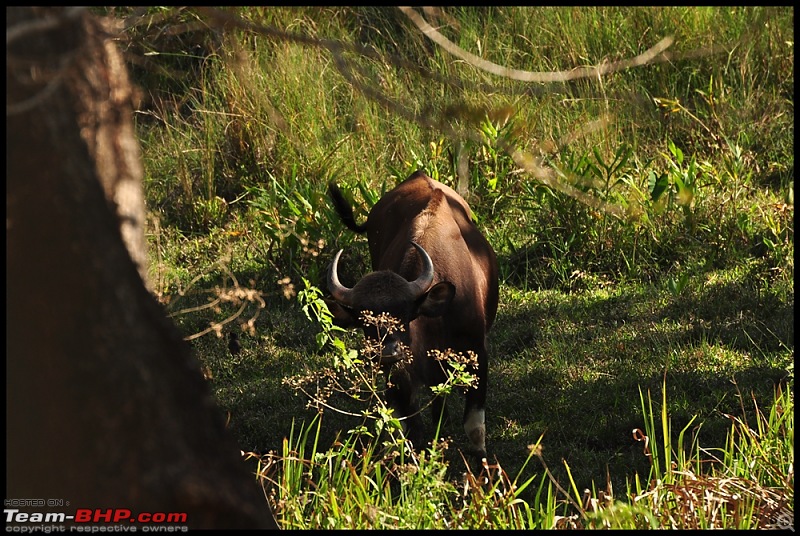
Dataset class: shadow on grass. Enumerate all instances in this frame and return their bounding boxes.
[176,256,791,508]
[486,268,792,500]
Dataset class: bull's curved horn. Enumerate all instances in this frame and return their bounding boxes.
[328,249,353,305]
[408,241,435,298]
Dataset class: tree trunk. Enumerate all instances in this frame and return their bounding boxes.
[6,7,278,530]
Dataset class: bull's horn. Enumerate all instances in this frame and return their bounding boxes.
[328,249,353,305]
[409,242,435,298]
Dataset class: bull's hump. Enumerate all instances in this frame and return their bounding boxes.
[421,175,474,222]
[376,172,472,220]
[410,188,445,242]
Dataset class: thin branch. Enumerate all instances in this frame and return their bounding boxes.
[6,6,87,46]
[153,7,704,221]
[183,298,250,342]
[192,6,552,99]
[6,58,71,116]
[332,48,636,221]
[6,7,88,116]
[399,6,675,83]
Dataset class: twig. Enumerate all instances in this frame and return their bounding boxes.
[399,6,675,83]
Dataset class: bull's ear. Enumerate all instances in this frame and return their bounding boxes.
[324,298,359,328]
[415,281,455,318]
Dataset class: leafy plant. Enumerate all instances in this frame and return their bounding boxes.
[291,281,484,447]
[660,139,710,232]
[246,168,331,281]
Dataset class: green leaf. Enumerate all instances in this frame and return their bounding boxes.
[648,171,669,202]
[668,139,683,164]
[667,273,689,295]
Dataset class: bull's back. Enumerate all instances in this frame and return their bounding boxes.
[367,171,498,331]
[366,172,467,261]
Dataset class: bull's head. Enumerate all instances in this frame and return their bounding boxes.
[326,242,455,366]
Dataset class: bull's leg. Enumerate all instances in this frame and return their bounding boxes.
[462,343,488,458]
[384,366,424,450]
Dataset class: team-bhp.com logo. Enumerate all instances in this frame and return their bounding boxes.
[5,503,189,533]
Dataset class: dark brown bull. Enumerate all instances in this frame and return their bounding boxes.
[325,170,498,457]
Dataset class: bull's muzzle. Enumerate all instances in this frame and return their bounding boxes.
[378,339,405,367]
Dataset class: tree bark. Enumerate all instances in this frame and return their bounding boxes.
[6,7,278,529]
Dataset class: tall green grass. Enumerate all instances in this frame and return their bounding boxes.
[132,6,792,294]
[251,369,792,529]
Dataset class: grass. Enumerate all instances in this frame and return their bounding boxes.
[118,6,793,529]
[245,371,792,529]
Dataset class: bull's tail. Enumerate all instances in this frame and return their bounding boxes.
[328,182,368,234]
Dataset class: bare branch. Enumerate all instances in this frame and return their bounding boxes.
[192,6,552,100]
[510,152,634,222]
[5,6,86,46]
[142,7,680,220]
[6,7,87,116]
[6,55,73,116]
[399,6,675,83]
[331,45,633,219]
